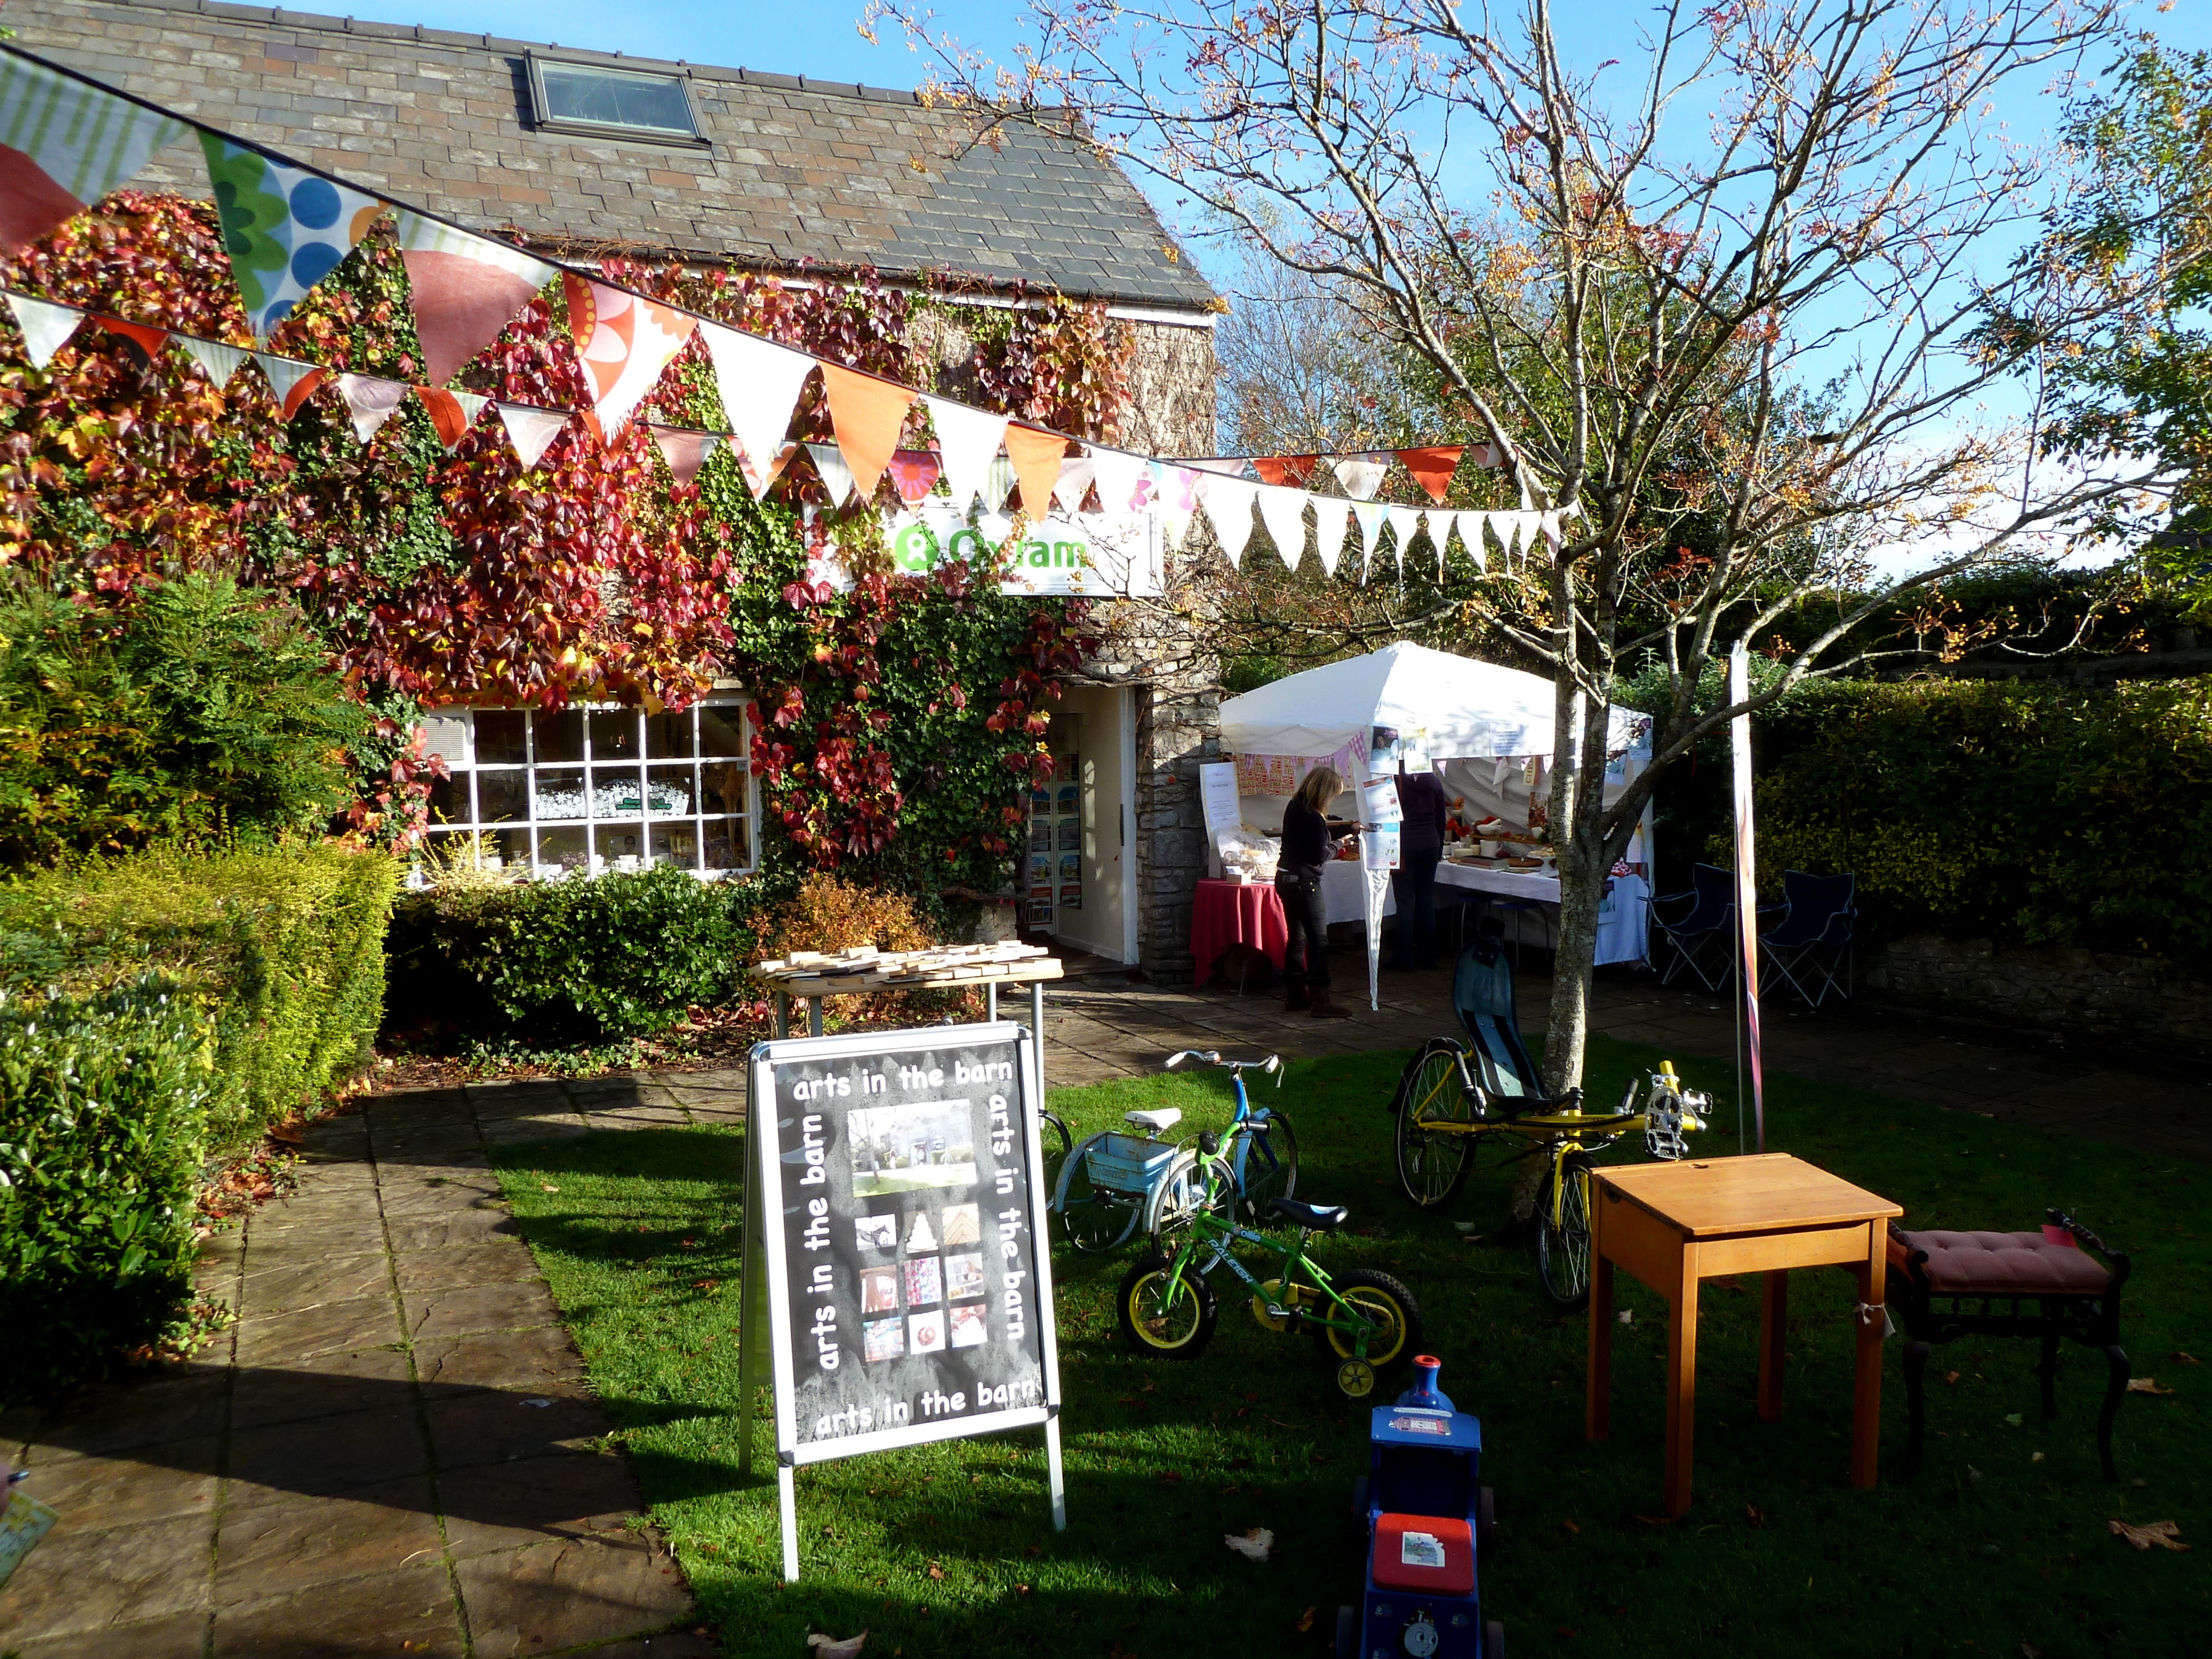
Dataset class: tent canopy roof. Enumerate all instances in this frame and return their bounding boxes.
[1218,641,1641,763]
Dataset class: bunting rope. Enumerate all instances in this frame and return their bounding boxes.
[0,40,1568,573]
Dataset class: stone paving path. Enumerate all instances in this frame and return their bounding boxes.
[6,950,2205,1656]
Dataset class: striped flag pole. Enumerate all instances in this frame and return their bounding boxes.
[1729,642,1767,1152]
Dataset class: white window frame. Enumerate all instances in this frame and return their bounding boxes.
[418,699,757,880]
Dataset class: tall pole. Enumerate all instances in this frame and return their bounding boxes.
[1728,644,1766,1153]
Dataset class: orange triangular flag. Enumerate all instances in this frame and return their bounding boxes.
[1003,424,1071,517]
[1253,455,1319,487]
[818,362,915,503]
[1397,445,1465,503]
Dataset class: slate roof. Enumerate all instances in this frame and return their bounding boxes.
[13,0,1221,312]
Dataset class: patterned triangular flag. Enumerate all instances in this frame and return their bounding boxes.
[254,351,326,419]
[984,455,1019,514]
[1312,496,1350,579]
[1349,501,1386,582]
[806,441,858,507]
[1150,463,1202,553]
[178,334,251,389]
[1255,484,1308,572]
[820,362,915,504]
[200,137,384,338]
[495,401,570,470]
[335,371,408,441]
[921,394,1008,514]
[3,291,84,368]
[0,54,189,253]
[415,385,487,450]
[651,426,719,491]
[563,274,697,440]
[392,210,557,386]
[700,321,816,498]
[886,447,942,506]
[1053,453,1097,514]
[1333,453,1390,500]
[1090,448,1151,517]
[1196,473,1259,567]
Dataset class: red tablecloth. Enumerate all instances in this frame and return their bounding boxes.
[1190,877,1289,987]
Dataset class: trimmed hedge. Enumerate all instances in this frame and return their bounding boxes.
[1746,677,2212,957]
[0,845,398,1397]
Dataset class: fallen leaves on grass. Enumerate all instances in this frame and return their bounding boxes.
[926,1563,945,1580]
[1157,1471,1185,1485]
[1745,1505,1766,1528]
[807,1632,868,1658]
[1562,1519,1581,1535]
[1944,1370,1961,1385]
[541,1184,561,1193]
[1225,1527,1274,1562]
[1617,1310,1634,1326]
[1632,1514,1676,1528]
[1297,1608,1317,1632]
[2127,1378,2175,1396]
[2109,1519,2190,1553]
[2174,1352,2201,1366]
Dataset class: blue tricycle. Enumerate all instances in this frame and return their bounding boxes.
[1339,1356,1502,1659]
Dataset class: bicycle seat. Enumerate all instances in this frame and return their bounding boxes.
[1270,1196,1349,1231]
[1124,1108,1181,1133]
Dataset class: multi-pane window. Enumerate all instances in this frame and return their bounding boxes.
[527,58,704,144]
[418,702,754,878]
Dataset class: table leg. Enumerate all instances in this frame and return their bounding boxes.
[1759,1269,1788,1423]
[1663,1241,1701,1517]
[1851,1227,1886,1490]
[1587,1227,1614,1444]
[807,996,824,1039]
[771,991,788,1041]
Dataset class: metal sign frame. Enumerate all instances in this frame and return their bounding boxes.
[737,1020,1065,1580]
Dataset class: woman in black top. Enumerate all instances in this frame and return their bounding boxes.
[1276,765,1361,1018]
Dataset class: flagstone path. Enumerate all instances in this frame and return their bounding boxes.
[4,950,2204,1656]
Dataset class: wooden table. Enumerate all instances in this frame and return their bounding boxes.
[1585,1153,1903,1516]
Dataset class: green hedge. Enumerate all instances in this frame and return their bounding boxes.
[384,864,742,1045]
[1746,677,2212,957]
[0,845,398,1397]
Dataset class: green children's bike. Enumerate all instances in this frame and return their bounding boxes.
[1115,1056,1423,1399]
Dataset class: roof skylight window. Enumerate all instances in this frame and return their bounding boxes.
[528,58,703,144]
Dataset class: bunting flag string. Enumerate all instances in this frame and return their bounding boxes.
[1052,452,1097,514]
[254,351,326,419]
[649,425,719,491]
[3,291,84,368]
[95,313,170,374]
[1332,453,1390,500]
[1151,463,1203,554]
[886,447,943,507]
[335,371,408,441]
[1003,425,1070,517]
[497,401,571,471]
[200,135,385,338]
[0,53,187,254]
[921,394,1009,514]
[805,442,859,508]
[700,320,815,498]
[393,210,559,387]
[1255,483,1309,572]
[1350,500,1386,582]
[1312,495,1350,578]
[819,361,914,503]
[1397,445,1465,504]
[178,333,250,390]
[415,385,488,451]
[1089,448,1150,518]
[1196,472,1259,567]
[563,274,696,441]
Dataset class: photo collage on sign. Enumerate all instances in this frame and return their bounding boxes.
[852,1195,990,1364]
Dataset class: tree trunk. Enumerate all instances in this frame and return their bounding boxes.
[1543,645,1619,1096]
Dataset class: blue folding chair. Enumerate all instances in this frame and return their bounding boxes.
[1650,862,1738,992]
[1759,869,1857,1008]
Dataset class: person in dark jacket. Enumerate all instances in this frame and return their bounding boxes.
[1276,765,1361,1018]
[1390,765,1452,971]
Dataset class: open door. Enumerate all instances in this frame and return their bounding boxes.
[1030,687,1135,963]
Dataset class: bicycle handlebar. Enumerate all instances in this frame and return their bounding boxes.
[1164,1050,1283,1083]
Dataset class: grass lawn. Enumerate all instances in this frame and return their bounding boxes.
[488,1036,2208,1658]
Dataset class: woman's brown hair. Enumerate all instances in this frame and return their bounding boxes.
[1292,765,1343,814]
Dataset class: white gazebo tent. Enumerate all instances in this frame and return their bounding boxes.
[1217,642,1653,999]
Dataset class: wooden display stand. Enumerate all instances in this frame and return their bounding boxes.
[753,942,1066,1042]
[1585,1154,1903,1516]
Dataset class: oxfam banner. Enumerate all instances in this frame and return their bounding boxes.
[878,509,1163,598]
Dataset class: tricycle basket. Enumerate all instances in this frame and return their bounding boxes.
[1085,1133,1178,1193]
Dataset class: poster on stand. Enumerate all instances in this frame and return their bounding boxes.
[741,1022,1065,1579]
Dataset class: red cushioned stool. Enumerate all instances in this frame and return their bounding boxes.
[1886,1209,2131,1479]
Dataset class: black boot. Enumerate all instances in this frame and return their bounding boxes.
[1285,978,1310,1012]
[1309,985,1352,1020]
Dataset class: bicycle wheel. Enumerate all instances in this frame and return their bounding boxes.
[1116,1253,1218,1359]
[1058,1135,1139,1253]
[1235,1109,1299,1226]
[1393,1044,1475,1210]
[1038,1110,1073,1204]
[1316,1269,1424,1375]
[1536,1152,1595,1311]
[1145,1150,1229,1273]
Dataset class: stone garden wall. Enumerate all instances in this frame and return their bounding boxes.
[1863,932,2212,1059]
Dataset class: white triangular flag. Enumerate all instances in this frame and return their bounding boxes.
[1196,473,1259,567]
[806,441,857,507]
[1091,448,1151,516]
[179,335,251,389]
[1540,509,1563,553]
[497,401,570,469]
[1350,501,1386,582]
[3,293,84,368]
[1053,452,1097,514]
[1150,463,1198,552]
[1333,452,1390,500]
[254,351,326,418]
[1255,484,1308,572]
[1457,512,1489,574]
[1312,496,1350,578]
[335,372,408,442]
[1386,505,1426,564]
[922,394,1010,515]
[700,321,816,497]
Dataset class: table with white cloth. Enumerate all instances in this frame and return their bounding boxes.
[1434,862,1651,966]
[1321,858,1392,926]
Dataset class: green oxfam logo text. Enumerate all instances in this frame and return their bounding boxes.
[892,523,941,572]
[890,518,1098,576]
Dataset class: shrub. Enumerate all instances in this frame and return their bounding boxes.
[1743,677,2212,957]
[738,871,977,1030]
[387,864,741,1044]
[0,977,217,1398]
[0,843,399,1156]
[0,572,370,868]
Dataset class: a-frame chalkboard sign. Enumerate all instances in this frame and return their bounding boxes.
[738,1021,1065,1580]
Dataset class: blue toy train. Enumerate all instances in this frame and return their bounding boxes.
[1339,1356,1502,1659]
